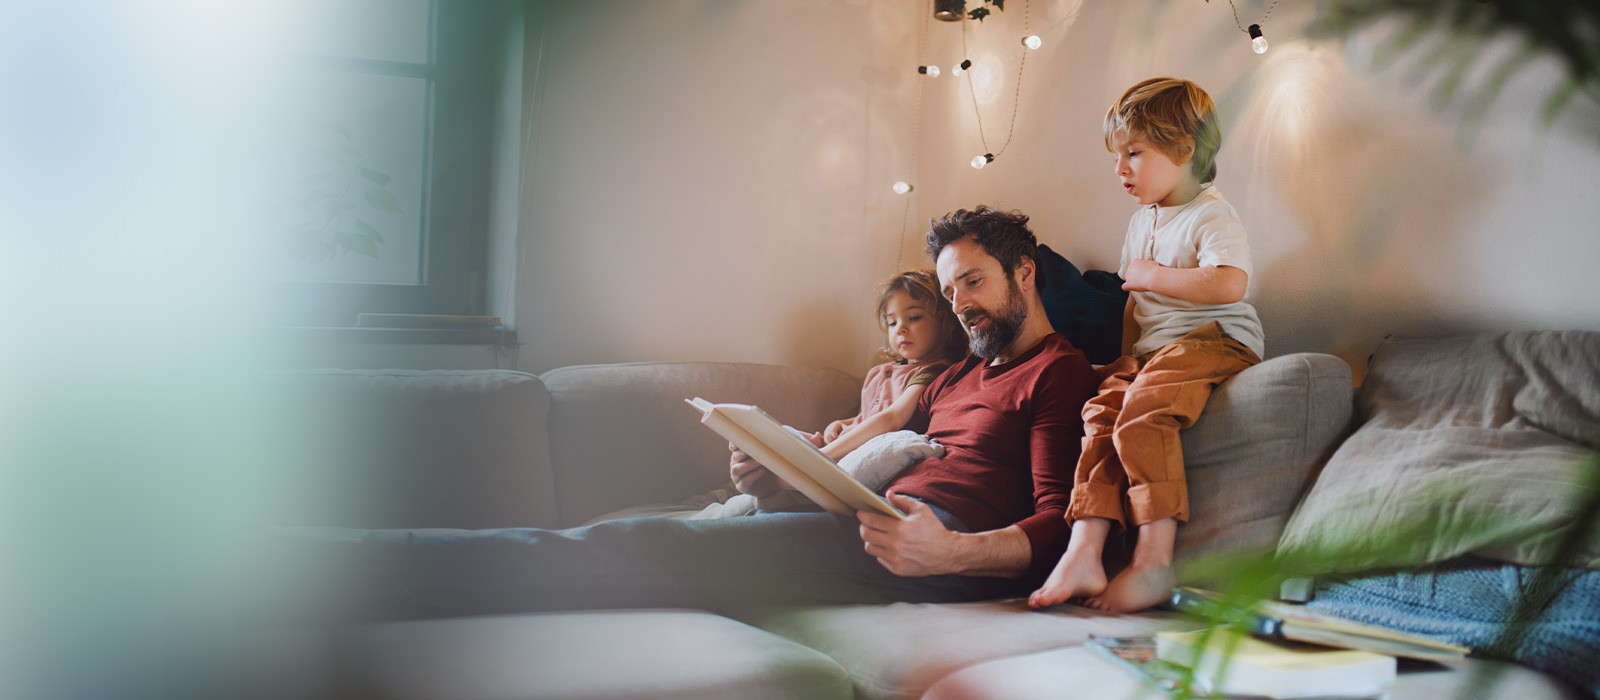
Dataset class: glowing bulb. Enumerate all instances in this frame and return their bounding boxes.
[918,64,940,78]
[951,64,963,76]
[1022,35,1042,50]
[971,153,994,169]
[1248,24,1268,54]
[952,58,971,76]
[892,181,913,195]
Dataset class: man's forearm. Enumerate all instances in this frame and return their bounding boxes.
[947,525,1032,578]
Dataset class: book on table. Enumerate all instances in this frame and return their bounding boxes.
[1155,628,1396,699]
[686,398,906,520]
[1169,587,1469,664]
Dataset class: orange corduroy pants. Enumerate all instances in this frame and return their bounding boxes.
[1066,321,1260,528]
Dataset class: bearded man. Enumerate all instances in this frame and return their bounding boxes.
[329,206,1100,618]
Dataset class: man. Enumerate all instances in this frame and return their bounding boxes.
[349,207,1099,618]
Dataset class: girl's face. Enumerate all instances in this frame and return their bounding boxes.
[883,290,943,363]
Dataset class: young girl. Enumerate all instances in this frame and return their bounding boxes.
[815,269,968,461]
[701,270,968,518]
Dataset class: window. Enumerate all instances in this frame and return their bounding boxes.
[275,0,497,328]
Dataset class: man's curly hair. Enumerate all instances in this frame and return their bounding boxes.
[924,206,1038,278]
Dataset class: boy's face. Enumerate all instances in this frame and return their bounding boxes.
[1112,136,1196,207]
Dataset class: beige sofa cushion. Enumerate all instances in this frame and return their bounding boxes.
[274,370,557,529]
[256,610,851,700]
[541,362,859,527]
[922,645,1580,700]
[1278,331,1600,574]
[744,599,1176,700]
[1174,353,1354,574]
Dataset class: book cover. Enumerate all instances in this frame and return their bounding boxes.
[1169,588,1469,664]
[686,398,906,520]
[1156,628,1396,699]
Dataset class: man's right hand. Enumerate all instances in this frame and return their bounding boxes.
[729,442,784,497]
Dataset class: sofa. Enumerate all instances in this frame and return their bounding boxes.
[263,334,1596,699]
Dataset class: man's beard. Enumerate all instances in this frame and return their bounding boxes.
[959,279,1028,360]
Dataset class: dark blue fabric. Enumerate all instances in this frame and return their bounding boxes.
[1307,559,1600,696]
[1035,244,1127,365]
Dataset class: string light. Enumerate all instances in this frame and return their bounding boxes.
[1248,24,1268,54]
[892,181,913,195]
[918,64,940,78]
[1224,0,1279,55]
[952,58,971,76]
[1022,35,1042,50]
[971,153,995,169]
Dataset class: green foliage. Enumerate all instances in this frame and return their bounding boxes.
[1168,453,1600,700]
[280,122,399,265]
[967,0,1005,22]
[1308,0,1600,142]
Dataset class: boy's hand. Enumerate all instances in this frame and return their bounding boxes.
[1122,259,1162,292]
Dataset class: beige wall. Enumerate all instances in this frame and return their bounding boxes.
[514,0,1600,377]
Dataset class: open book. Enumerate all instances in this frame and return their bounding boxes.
[1170,588,1469,665]
[686,398,906,520]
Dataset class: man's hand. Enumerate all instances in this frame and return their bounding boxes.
[857,493,960,577]
[1121,259,1162,292]
[729,442,785,498]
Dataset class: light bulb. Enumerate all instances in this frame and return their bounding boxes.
[1022,35,1042,50]
[1248,24,1268,54]
[918,64,940,78]
[892,181,913,195]
[971,153,994,169]
[951,64,963,76]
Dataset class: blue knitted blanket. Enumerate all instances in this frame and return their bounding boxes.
[1307,560,1600,696]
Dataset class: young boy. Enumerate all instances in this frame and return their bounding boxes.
[1028,77,1265,613]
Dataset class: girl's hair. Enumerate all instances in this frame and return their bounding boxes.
[1104,77,1221,183]
[875,270,968,363]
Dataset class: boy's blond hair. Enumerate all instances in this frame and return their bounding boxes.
[1104,77,1221,183]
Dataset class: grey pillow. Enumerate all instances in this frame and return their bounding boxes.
[1277,331,1600,575]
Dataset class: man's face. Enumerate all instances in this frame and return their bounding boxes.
[935,237,1028,360]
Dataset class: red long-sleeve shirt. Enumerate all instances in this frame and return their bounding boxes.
[888,333,1098,581]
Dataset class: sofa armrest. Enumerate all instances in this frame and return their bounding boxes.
[1175,353,1354,573]
[540,362,860,527]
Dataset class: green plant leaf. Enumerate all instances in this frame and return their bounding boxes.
[349,236,380,258]
[1431,35,1485,110]
[315,198,356,216]
[1373,12,1439,70]
[365,189,403,213]
[991,0,1004,11]
[968,6,990,22]
[1459,45,1538,140]
[353,218,384,243]
[359,166,392,186]
[1542,79,1580,127]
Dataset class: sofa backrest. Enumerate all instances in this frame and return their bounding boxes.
[273,370,559,529]
[1174,352,1354,575]
[540,362,860,527]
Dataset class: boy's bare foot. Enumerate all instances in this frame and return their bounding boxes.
[1028,552,1107,608]
[1084,517,1178,613]
[1028,517,1113,609]
[1082,561,1175,613]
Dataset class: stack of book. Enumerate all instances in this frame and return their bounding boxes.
[1084,588,1469,699]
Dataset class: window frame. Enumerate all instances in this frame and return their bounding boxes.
[279,1,498,328]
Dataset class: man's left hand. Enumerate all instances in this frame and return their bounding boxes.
[858,493,960,577]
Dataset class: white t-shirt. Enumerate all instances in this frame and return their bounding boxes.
[1118,185,1265,359]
